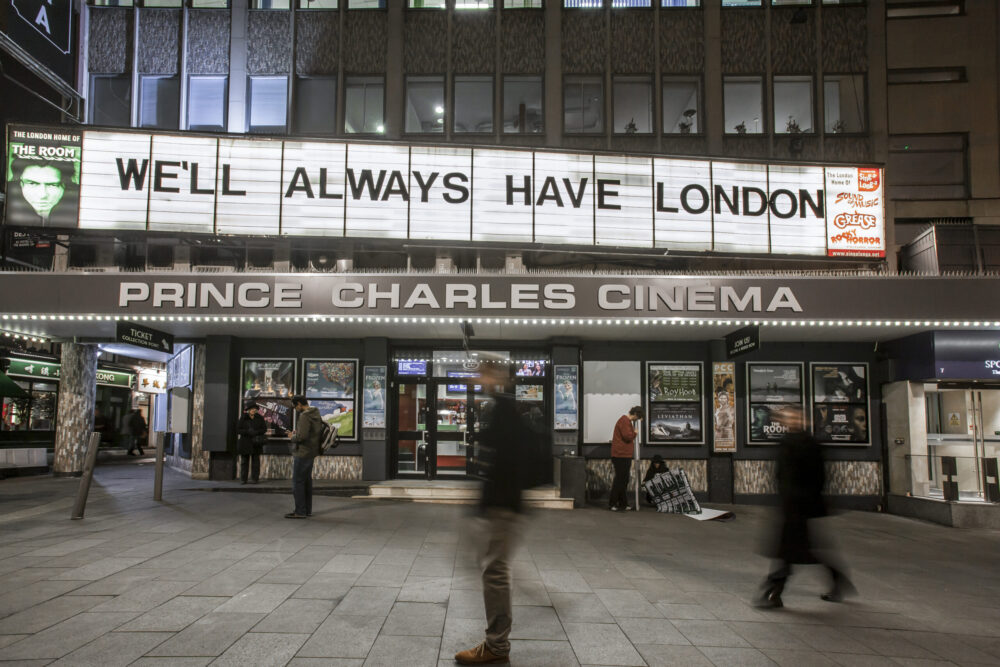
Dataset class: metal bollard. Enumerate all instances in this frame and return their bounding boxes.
[154,432,166,501]
[70,432,102,520]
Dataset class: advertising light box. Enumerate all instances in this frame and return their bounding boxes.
[4,124,886,259]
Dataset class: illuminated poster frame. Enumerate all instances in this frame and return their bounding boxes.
[645,361,705,445]
[746,362,805,445]
[810,362,871,446]
[302,358,359,441]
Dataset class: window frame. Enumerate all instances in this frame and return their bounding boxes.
[886,1,963,19]
[502,74,545,135]
[563,1,605,8]
[186,74,229,132]
[822,71,867,135]
[346,0,387,9]
[138,74,181,130]
[611,75,654,136]
[404,74,447,135]
[407,0,447,8]
[563,74,605,136]
[659,1,702,7]
[772,74,815,135]
[89,73,133,127]
[721,0,763,7]
[343,74,386,135]
[887,67,966,84]
[503,0,543,7]
[298,0,338,8]
[453,74,495,136]
[246,75,290,135]
[886,132,968,200]
[661,74,703,136]
[292,74,338,135]
[722,74,765,135]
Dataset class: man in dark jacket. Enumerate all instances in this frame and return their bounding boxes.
[755,406,853,608]
[237,403,267,484]
[287,396,322,519]
[455,359,541,665]
[126,409,146,456]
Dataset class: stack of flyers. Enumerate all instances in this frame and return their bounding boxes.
[643,468,702,515]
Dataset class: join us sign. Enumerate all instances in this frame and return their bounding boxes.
[4,124,885,258]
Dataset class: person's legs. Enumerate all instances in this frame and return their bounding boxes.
[303,457,314,515]
[250,454,260,483]
[291,457,308,516]
[610,457,630,509]
[126,435,135,455]
[240,454,250,483]
[756,561,790,608]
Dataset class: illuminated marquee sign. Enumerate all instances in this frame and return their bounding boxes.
[4,124,885,258]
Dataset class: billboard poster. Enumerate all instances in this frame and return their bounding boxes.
[4,125,81,228]
[649,402,702,443]
[313,399,354,439]
[362,366,387,429]
[749,403,797,443]
[648,363,701,402]
[256,398,294,434]
[748,363,802,403]
[515,384,543,402]
[825,166,885,258]
[712,362,736,452]
[242,359,295,399]
[814,404,868,443]
[553,365,579,431]
[304,360,356,399]
[812,364,867,403]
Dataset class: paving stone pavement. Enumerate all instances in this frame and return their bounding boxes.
[1,463,999,666]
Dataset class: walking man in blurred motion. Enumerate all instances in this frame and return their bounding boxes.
[755,405,854,608]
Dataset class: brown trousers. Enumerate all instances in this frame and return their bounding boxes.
[480,508,519,656]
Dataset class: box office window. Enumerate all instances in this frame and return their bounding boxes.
[824,74,865,133]
[188,76,228,131]
[248,76,288,134]
[723,75,763,134]
[294,77,337,134]
[409,0,446,7]
[503,76,543,134]
[774,75,813,133]
[348,0,385,7]
[663,76,700,134]
[90,75,131,127]
[613,77,653,134]
[504,0,542,6]
[251,0,289,7]
[456,0,493,6]
[345,76,385,133]
[139,76,179,130]
[454,76,493,133]
[887,134,967,200]
[405,76,445,134]
[564,75,604,134]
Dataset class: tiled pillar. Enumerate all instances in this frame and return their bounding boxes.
[190,344,210,479]
[52,343,98,476]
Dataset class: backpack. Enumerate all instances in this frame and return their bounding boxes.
[317,421,340,454]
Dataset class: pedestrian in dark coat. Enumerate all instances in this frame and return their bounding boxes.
[609,406,644,511]
[755,406,853,608]
[237,403,267,484]
[126,409,147,456]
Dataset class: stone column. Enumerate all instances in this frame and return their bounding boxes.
[189,344,210,479]
[53,343,98,476]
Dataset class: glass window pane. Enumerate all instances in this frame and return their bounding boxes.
[611,0,651,6]
[662,77,699,133]
[188,76,227,131]
[249,76,288,133]
[299,0,336,7]
[348,0,385,7]
[504,0,542,6]
[774,75,812,133]
[662,0,700,5]
[723,76,762,134]
[408,0,446,6]
[723,0,761,5]
[503,76,542,133]
[192,0,229,7]
[772,0,811,4]
[143,0,182,7]
[564,76,603,133]
[294,77,336,134]
[405,76,445,133]
[91,0,134,6]
[454,76,493,133]
[139,76,179,129]
[456,0,493,7]
[564,0,603,6]
[251,0,290,7]
[613,78,652,134]
[824,75,865,132]
[345,76,385,133]
[91,76,131,127]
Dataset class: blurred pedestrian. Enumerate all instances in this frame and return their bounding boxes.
[125,408,147,456]
[237,403,267,484]
[609,406,643,511]
[755,406,854,608]
[286,395,322,519]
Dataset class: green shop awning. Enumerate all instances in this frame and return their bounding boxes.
[0,371,28,398]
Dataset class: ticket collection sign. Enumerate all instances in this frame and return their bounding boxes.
[4,124,885,259]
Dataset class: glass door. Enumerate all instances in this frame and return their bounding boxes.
[924,386,1000,501]
[435,380,473,477]
[396,381,430,477]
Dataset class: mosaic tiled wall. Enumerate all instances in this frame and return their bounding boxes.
[89,8,131,74]
[586,458,707,498]
[610,12,653,74]
[343,10,386,73]
[660,10,703,73]
[735,460,882,496]
[721,10,766,74]
[188,10,230,75]
[822,7,868,72]
[248,11,291,75]
[138,10,180,75]
[190,345,210,479]
[562,12,605,74]
[453,12,495,74]
[500,11,544,74]
[405,11,448,75]
[53,344,98,476]
[770,10,815,74]
[238,455,363,481]
[297,13,338,76]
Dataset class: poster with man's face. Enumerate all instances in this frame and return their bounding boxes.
[814,404,868,443]
[813,364,867,403]
[749,403,797,443]
[5,125,81,228]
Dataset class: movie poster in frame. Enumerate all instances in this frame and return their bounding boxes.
[362,366,387,429]
[746,362,804,445]
[712,362,736,452]
[646,362,704,445]
[303,359,359,441]
[240,358,297,436]
[810,362,871,446]
[553,365,579,431]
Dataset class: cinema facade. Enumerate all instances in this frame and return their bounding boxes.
[4,123,1000,518]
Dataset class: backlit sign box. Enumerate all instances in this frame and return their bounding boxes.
[397,360,427,376]
[4,124,886,259]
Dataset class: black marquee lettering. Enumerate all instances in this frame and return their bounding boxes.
[597,179,620,210]
[536,177,564,207]
[318,168,342,199]
[681,184,710,214]
[381,170,409,201]
[769,189,797,219]
[284,167,314,198]
[563,178,588,208]
[656,182,679,213]
[347,169,387,200]
[443,172,470,204]
[116,158,149,191]
[714,185,738,215]
[412,171,439,202]
[742,187,767,217]
[799,189,823,218]
[153,161,180,194]
[506,175,531,206]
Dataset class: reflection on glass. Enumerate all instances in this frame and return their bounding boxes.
[345,77,385,133]
[405,76,445,133]
[454,76,493,133]
[723,76,762,134]
[188,76,227,132]
[663,77,699,134]
[503,76,543,134]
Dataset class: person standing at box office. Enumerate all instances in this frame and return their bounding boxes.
[237,403,267,485]
[455,356,542,666]
[286,396,322,519]
[609,406,644,512]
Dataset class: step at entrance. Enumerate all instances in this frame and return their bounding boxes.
[357,480,574,510]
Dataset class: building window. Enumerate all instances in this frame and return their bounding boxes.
[503,76,542,134]
[348,0,386,7]
[662,76,700,134]
[504,0,542,6]
[772,0,811,5]
[293,76,336,134]
[824,74,865,133]
[299,0,336,6]
[405,76,445,134]
[188,76,228,132]
[887,68,965,84]
[722,0,761,6]
[251,0,290,7]
[662,0,700,6]
[345,76,384,133]
[773,75,813,133]
[454,76,493,134]
[90,0,133,6]
[139,76,179,130]
[191,0,230,7]
[564,0,603,7]
[723,75,762,134]
[612,76,652,134]
[90,75,131,127]
[822,0,863,4]
[564,75,603,134]
[248,76,288,134]
[887,134,967,200]
[141,0,182,7]
[455,0,494,7]
[887,2,961,19]
[610,0,652,7]
[408,0,446,7]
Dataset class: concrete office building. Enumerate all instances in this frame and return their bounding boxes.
[2,0,999,523]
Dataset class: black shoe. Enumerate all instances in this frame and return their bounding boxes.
[754,589,784,609]
[284,512,307,519]
[821,591,842,602]
[306,512,313,517]
[126,451,136,456]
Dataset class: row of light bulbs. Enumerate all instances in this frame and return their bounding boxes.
[397,358,549,364]
[0,329,48,343]
[2,313,999,328]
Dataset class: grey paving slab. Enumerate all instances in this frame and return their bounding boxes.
[698,646,780,667]
[147,612,265,657]
[578,566,634,590]
[0,580,90,617]
[332,586,399,617]
[825,654,900,667]
[656,602,720,620]
[509,605,566,640]
[320,554,375,575]
[850,628,942,659]
[51,558,147,581]
[182,569,263,597]
[356,563,410,588]
[0,611,137,661]
[90,580,197,613]
[294,572,358,600]
[595,587,664,618]
[728,621,812,651]
[507,639,581,667]
[213,583,299,614]
[671,619,754,649]
[438,616,483,662]
[617,617,692,646]
[48,631,171,667]
[763,648,841,667]
[373,549,419,567]
[563,622,647,666]
[381,602,447,637]
[210,632,309,667]
[252,598,335,634]
[257,563,325,585]
[363,634,440,667]
[67,569,164,596]
[0,595,114,635]
[409,557,455,577]
[297,614,384,659]
[398,576,452,603]
[288,659,363,667]
[118,596,225,632]
[636,643,716,667]
[549,592,615,623]
[0,634,28,648]
[131,657,213,666]
[541,569,593,594]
